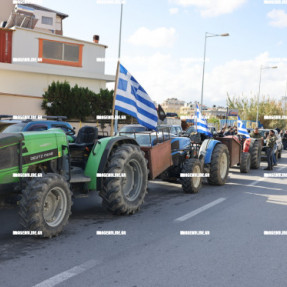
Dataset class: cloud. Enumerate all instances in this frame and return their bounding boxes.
[116,52,287,107]
[169,7,179,14]
[170,0,247,17]
[128,27,176,48]
[267,9,287,28]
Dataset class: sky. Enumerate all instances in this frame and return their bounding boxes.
[41,0,287,107]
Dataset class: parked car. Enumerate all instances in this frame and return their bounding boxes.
[118,124,150,135]
[157,124,182,136]
[0,115,75,142]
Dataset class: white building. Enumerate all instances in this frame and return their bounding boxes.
[161,98,185,114]
[0,1,114,115]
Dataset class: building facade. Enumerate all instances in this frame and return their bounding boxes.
[0,1,114,115]
[161,98,185,114]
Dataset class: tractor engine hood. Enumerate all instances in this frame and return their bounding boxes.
[0,133,24,148]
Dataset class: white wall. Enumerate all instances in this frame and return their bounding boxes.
[0,69,107,98]
[11,28,106,75]
[33,10,56,32]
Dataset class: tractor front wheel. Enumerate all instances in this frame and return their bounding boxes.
[181,158,202,193]
[250,140,261,169]
[19,174,72,238]
[207,144,230,186]
[240,152,251,173]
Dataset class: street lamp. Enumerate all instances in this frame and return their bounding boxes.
[256,65,278,127]
[284,80,287,115]
[200,32,229,113]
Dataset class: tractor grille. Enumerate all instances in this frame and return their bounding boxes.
[0,144,18,170]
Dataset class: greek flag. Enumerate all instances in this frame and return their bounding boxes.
[237,116,250,138]
[196,105,212,136]
[115,64,158,130]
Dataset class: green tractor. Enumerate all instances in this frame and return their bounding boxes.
[0,127,148,238]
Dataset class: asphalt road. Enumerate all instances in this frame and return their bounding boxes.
[0,153,287,287]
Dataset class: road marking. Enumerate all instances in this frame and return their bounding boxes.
[247,166,286,187]
[149,180,180,187]
[174,198,226,222]
[33,260,98,287]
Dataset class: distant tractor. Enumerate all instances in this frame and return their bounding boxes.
[242,137,262,169]
[214,135,261,173]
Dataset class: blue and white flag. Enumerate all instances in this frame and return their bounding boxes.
[196,104,212,136]
[237,116,250,138]
[115,64,158,130]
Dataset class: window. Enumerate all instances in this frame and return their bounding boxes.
[42,16,53,25]
[27,125,48,131]
[39,39,83,67]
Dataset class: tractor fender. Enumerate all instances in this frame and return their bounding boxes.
[199,139,222,164]
[86,136,139,191]
[243,138,253,153]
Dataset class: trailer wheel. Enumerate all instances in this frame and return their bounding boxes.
[250,140,261,169]
[207,144,229,186]
[100,144,148,215]
[19,174,72,238]
[181,158,202,193]
[240,152,251,173]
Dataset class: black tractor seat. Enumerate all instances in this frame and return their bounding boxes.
[69,126,98,148]
[69,126,98,167]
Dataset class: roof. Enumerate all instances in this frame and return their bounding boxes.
[20,4,69,19]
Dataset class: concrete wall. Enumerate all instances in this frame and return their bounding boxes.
[0,68,106,99]
[0,93,43,114]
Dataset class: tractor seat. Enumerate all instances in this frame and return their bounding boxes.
[69,126,98,151]
[71,126,98,145]
[69,126,98,167]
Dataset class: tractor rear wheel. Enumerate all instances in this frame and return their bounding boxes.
[19,174,72,238]
[240,152,251,173]
[250,140,261,169]
[207,144,229,186]
[100,144,148,215]
[181,158,202,193]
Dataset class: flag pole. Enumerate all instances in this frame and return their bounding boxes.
[195,102,198,133]
[110,60,120,136]
[113,2,124,135]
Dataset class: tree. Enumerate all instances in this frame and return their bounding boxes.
[42,82,116,121]
[226,93,284,129]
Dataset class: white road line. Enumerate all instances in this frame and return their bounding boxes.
[247,166,286,187]
[33,260,98,287]
[174,198,226,222]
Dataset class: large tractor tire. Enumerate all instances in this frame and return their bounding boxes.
[207,144,229,186]
[19,174,72,238]
[250,140,261,169]
[240,152,251,173]
[181,158,202,193]
[100,144,148,215]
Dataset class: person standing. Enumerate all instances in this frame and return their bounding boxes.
[283,130,287,150]
[250,127,262,139]
[264,130,276,170]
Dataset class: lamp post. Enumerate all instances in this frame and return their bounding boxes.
[256,65,278,127]
[284,80,287,115]
[200,32,229,113]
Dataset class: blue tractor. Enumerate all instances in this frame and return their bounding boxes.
[120,129,230,194]
[159,135,230,192]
